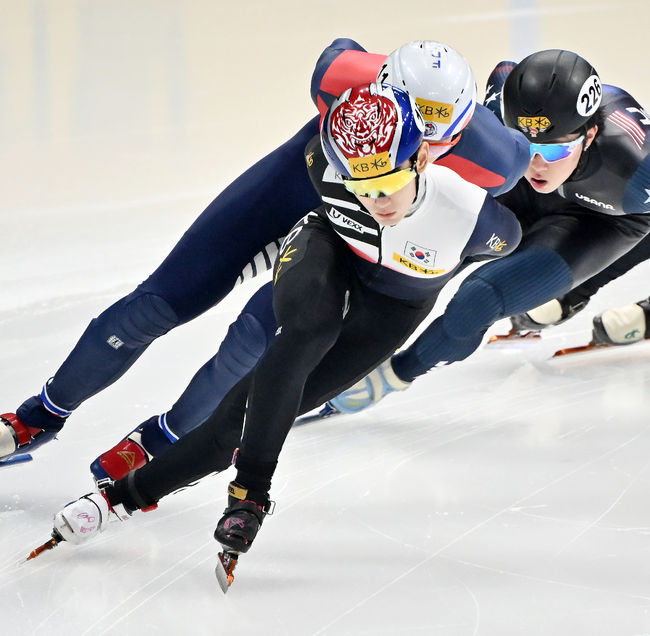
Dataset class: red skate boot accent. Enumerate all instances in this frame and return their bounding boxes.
[0,413,45,460]
[92,438,148,481]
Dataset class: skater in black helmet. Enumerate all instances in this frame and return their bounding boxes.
[327,48,650,415]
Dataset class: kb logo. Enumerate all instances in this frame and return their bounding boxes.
[352,157,388,174]
[416,97,455,123]
[486,233,507,252]
[349,151,391,177]
[420,104,450,121]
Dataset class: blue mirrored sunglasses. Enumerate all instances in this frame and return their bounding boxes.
[529,135,585,162]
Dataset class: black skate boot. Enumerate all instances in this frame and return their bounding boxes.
[214,481,274,592]
[215,481,274,553]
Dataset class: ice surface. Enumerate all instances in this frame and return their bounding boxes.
[5,283,650,636]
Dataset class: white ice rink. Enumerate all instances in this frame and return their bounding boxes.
[3,2,650,635]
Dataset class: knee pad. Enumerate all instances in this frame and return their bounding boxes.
[162,310,271,440]
[446,245,575,339]
[112,294,179,348]
[218,312,269,376]
[443,276,504,340]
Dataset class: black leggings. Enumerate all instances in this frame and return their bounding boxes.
[128,213,436,504]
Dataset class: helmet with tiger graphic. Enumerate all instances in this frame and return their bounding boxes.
[320,82,425,198]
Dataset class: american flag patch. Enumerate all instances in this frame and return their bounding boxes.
[607,110,646,150]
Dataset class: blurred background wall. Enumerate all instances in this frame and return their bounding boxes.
[1,0,647,217]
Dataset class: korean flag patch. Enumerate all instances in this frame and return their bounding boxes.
[405,241,437,267]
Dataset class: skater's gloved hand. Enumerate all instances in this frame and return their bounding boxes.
[329,359,411,414]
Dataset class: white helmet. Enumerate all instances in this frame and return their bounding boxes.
[378,41,477,142]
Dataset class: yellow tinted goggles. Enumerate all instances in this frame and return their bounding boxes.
[343,166,417,199]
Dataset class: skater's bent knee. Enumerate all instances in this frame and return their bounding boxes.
[443,277,504,339]
[117,294,179,347]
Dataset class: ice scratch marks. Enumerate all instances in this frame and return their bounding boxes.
[555,447,650,556]
[311,426,650,634]
[80,542,215,636]
[438,555,650,603]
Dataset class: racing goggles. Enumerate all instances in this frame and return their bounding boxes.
[342,165,417,198]
[529,135,584,163]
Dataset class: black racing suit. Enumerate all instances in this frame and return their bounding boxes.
[390,77,650,381]
[112,137,522,506]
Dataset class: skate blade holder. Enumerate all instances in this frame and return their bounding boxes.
[486,329,541,349]
[216,551,239,593]
[487,328,541,343]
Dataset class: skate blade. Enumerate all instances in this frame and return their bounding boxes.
[486,329,541,349]
[295,402,340,426]
[26,532,63,561]
[0,454,33,467]
[215,551,238,593]
[552,341,610,358]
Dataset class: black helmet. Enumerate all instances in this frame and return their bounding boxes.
[503,49,601,142]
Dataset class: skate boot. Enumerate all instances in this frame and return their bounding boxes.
[488,311,545,343]
[52,488,132,546]
[27,485,132,558]
[214,481,274,591]
[328,359,411,415]
[89,415,175,482]
[489,296,589,343]
[592,298,650,346]
[0,403,63,463]
[1,387,74,462]
[517,296,589,330]
[27,477,160,560]
[89,435,149,483]
[215,481,274,554]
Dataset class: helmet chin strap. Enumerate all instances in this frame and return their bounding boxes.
[411,171,427,210]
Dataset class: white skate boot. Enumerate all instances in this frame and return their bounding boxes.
[52,492,130,545]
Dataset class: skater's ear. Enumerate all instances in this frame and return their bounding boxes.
[583,125,598,151]
[415,142,429,174]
